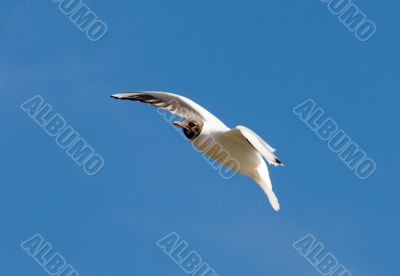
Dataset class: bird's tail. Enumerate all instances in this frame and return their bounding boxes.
[264,187,280,211]
[253,166,280,211]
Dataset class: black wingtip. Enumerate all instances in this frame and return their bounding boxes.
[275,159,284,166]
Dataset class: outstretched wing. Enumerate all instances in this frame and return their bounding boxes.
[235,125,283,167]
[111,91,227,127]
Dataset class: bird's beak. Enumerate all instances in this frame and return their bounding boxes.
[172,121,185,128]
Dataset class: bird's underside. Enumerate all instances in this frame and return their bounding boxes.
[194,130,266,175]
[112,91,283,211]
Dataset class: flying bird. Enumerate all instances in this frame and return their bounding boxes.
[111,92,284,211]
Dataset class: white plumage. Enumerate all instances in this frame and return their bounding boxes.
[112,91,284,211]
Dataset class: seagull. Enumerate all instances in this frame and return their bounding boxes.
[111,91,284,211]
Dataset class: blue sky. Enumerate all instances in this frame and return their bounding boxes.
[1,0,399,275]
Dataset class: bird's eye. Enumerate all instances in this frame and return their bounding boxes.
[189,122,198,128]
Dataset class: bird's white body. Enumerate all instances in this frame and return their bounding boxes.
[193,125,281,211]
[112,91,283,211]
[193,126,263,175]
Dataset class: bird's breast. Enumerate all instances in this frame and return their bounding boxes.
[192,133,263,175]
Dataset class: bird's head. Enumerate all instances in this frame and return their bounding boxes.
[173,120,201,140]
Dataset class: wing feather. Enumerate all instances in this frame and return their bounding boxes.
[111,91,227,128]
[235,126,283,166]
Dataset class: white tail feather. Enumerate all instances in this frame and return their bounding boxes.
[265,189,280,211]
[252,166,280,211]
